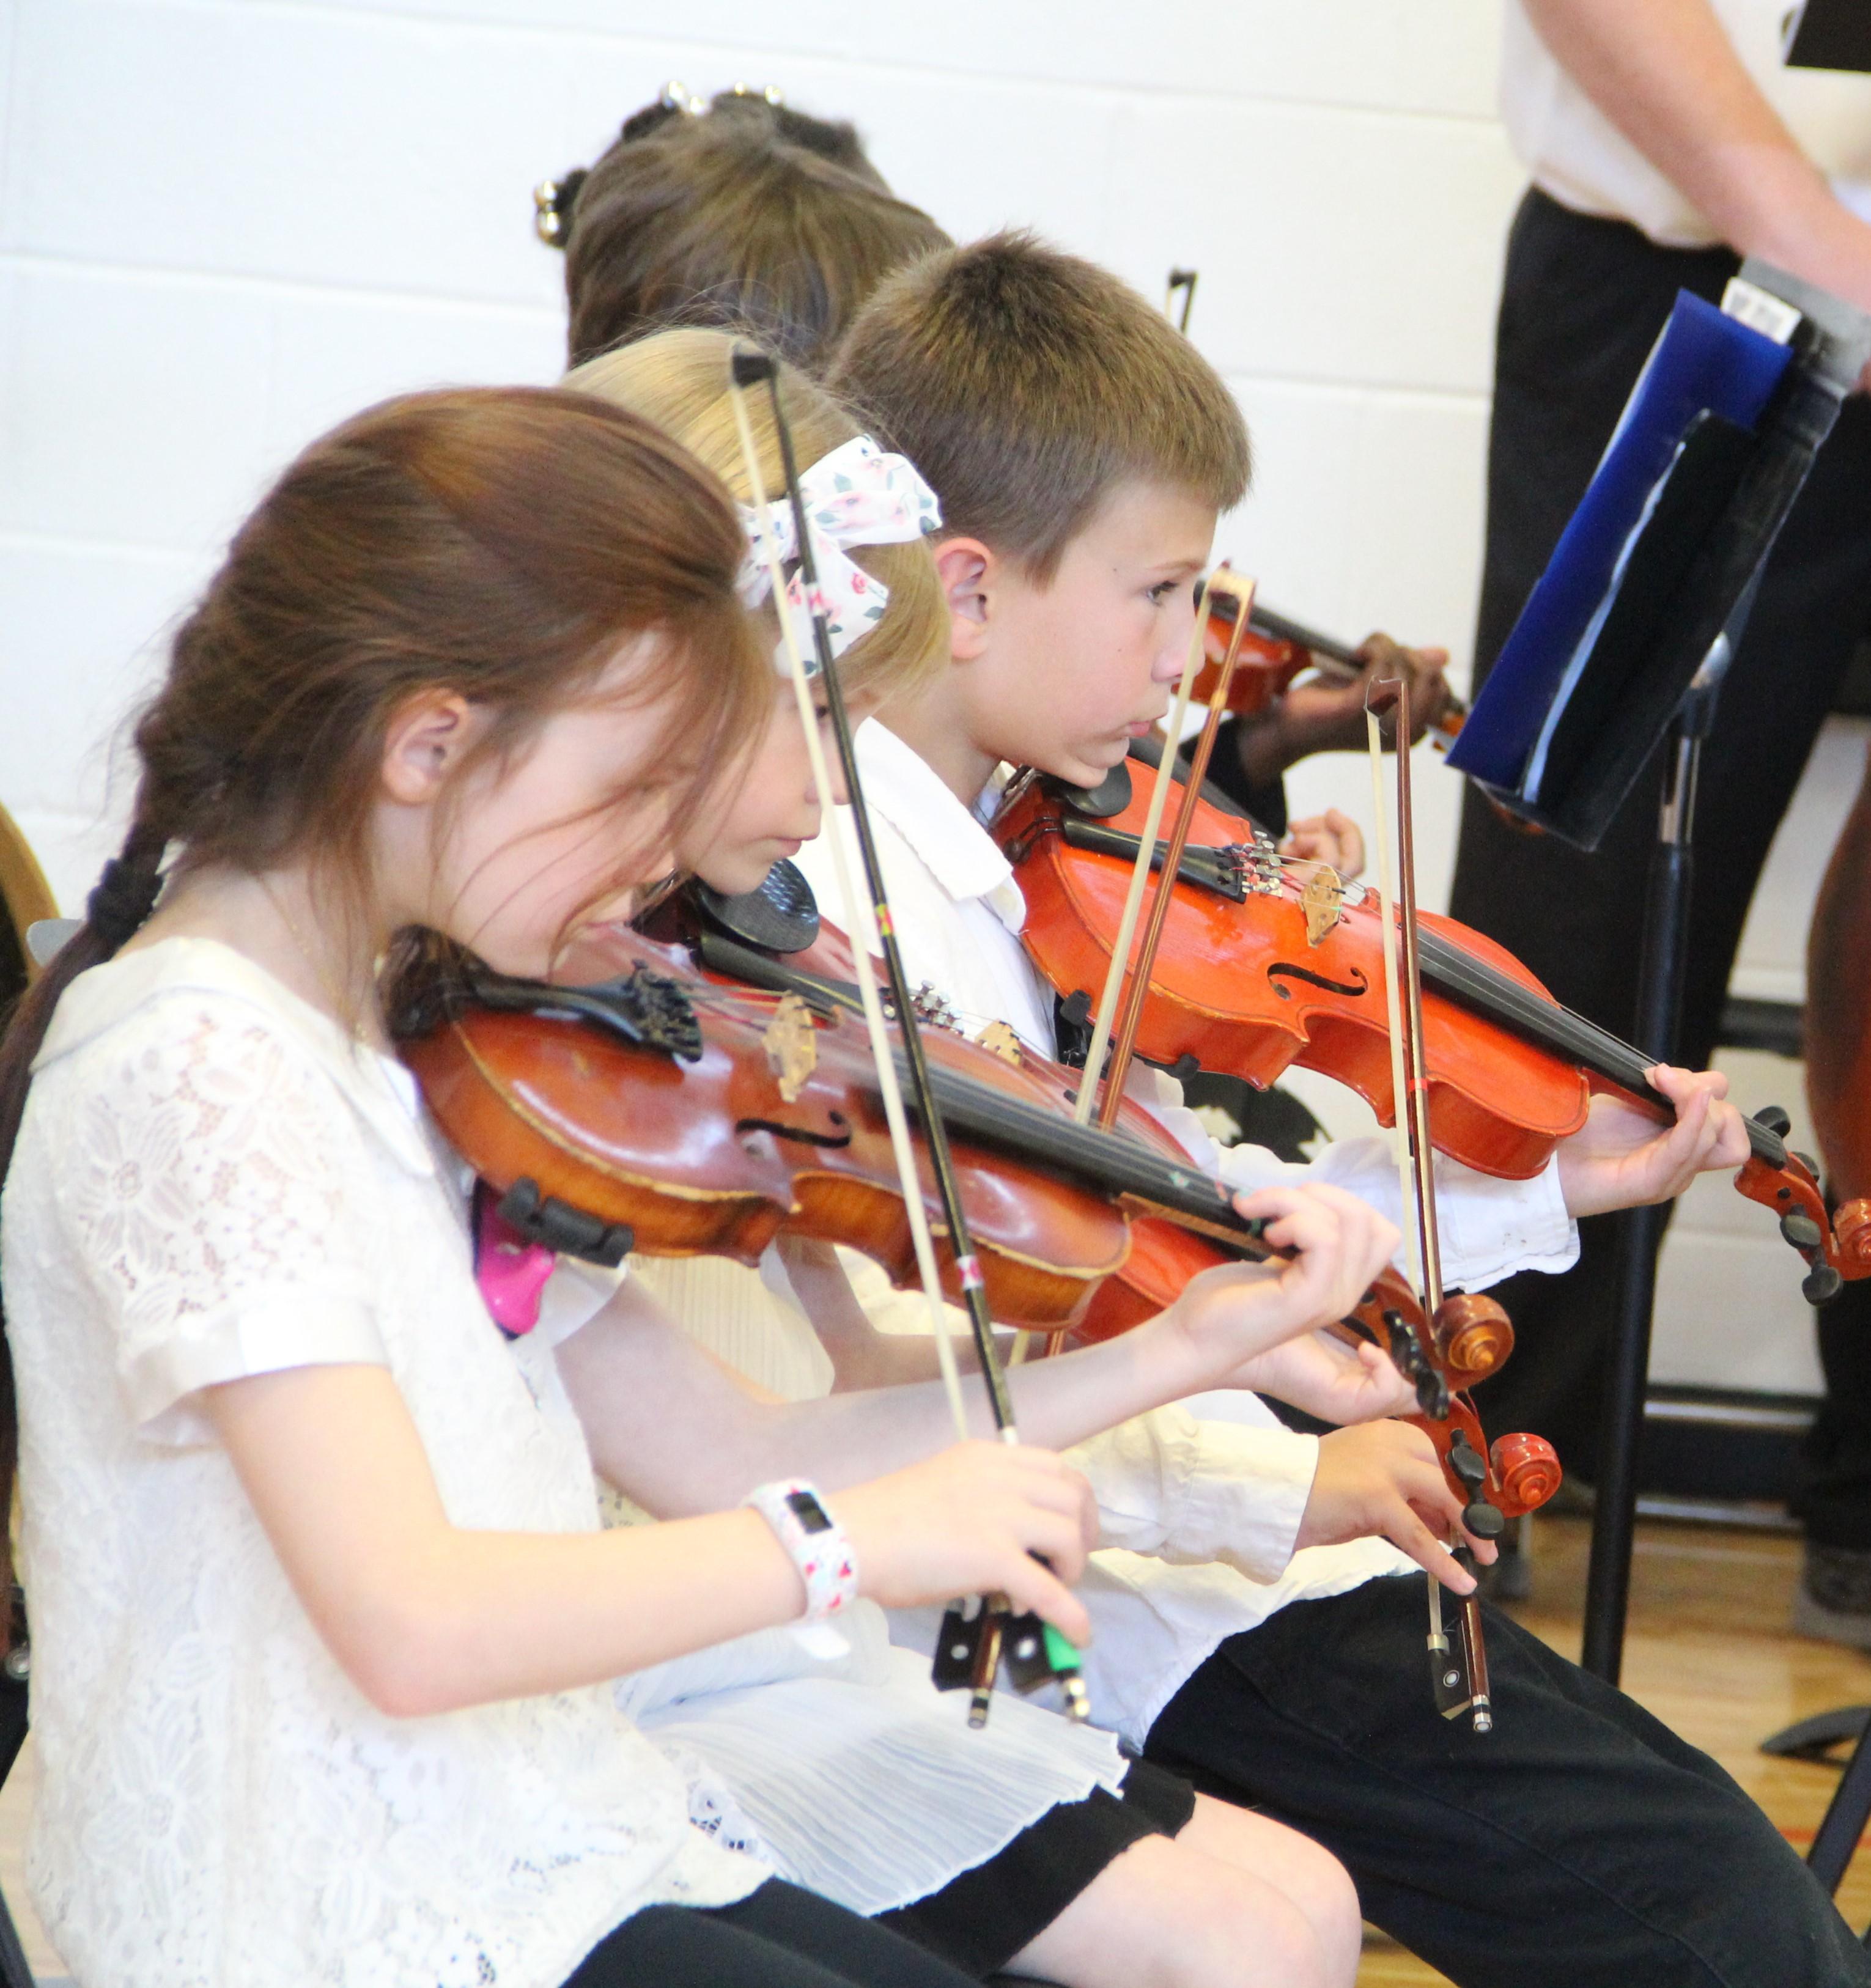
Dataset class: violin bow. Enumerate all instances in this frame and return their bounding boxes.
[1014,575,1245,1371]
[1066,581,1208,1133]
[1365,674,1495,1735]
[1165,267,1198,333]
[727,346,1088,1725]
[1083,576,1257,1130]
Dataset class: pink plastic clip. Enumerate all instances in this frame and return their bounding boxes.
[473,1185,557,1337]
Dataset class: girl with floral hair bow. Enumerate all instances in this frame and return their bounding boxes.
[737,432,943,671]
[561,326,1370,1988]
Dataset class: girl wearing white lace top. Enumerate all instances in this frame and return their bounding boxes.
[0,385,1395,1988]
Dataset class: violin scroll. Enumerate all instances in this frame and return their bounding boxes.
[1732,1103,1871,1303]
[1832,1198,1871,1275]
[1489,1431,1563,1515]
[1431,1293,1514,1389]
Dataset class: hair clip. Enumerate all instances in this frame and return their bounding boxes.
[532,169,588,248]
[662,79,706,116]
[726,81,785,106]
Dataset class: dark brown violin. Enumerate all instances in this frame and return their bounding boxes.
[649,908,1559,1532]
[994,757,1871,1305]
[391,924,1559,1531]
[399,929,1142,1333]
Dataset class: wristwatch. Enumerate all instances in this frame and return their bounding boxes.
[744,1479,858,1658]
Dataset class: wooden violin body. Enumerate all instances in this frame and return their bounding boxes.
[399,932,1139,1333]
[656,905,1559,1526]
[394,923,1559,1524]
[1191,597,1467,748]
[999,767,1585,1177]
[995,763,1871,1300]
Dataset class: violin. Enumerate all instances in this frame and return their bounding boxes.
[398,928,1145,1333]
[1191,597,1466,752]
[994,756,1871,1305]
[657,894,1559,1530]
[389,921,1559,1533]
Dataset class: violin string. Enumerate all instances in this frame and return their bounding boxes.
[683,933,1259,1223]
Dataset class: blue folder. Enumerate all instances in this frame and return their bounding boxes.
[1447,292,1792,802]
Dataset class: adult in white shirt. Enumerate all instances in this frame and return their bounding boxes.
[794,712,1870,1988]
[1445,4,1871,1577]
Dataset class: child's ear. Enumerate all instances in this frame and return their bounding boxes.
[932,536,994,660]
[381,690,478,805]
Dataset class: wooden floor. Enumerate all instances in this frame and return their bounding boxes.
[1357,1512,1871,1984]
[0,1514,1865,1982]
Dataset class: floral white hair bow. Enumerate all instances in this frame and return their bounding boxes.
[738,434,942,676]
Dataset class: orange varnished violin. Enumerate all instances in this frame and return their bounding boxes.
[397,928,1150,1333]
[994,756,1871,1305]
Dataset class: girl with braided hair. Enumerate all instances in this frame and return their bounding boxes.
[0,379,1390,1988]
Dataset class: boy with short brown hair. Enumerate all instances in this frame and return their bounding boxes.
[832,228,1250,581]
[802,229,1857,1988]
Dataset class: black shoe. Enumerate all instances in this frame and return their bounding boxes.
[1795,1542,1871,1651]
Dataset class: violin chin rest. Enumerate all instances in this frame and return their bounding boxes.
[1055,759,1134,819]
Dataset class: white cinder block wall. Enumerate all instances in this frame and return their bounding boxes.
[0,0,1850,1390]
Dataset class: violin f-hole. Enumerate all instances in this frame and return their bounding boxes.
[1266,963,1370,1002]
[737,1112,854,1150]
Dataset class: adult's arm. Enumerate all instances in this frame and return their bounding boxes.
[1524,0,1871,320]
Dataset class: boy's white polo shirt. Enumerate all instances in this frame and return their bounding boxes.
[795,723,1579,1743]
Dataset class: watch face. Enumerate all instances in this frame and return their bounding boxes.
[784,1489,834,1534]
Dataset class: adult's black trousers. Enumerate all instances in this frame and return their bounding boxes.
[1145,1576,1869,1988]
[1450,187,1871,1468]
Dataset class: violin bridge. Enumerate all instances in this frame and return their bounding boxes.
[1301,864,1344,946]
[762,992,818,1103]
[973,1020,1024,1066]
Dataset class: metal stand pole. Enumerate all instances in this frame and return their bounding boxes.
[1807,1718,1871,1902]
[1581,657,1725,1684]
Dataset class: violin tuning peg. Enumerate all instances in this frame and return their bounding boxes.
[1794,1150,1821,1180]
[1464,1501,1507,1541]
[1804,1263,1845,1308]
[1753,1104,1792,1137]
[1445,1429,1489,1489]
[1780,1212,1825,1251]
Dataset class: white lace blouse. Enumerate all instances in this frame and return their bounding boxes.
[0,939,762,1988]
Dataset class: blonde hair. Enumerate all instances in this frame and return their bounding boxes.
[566,328,948,707]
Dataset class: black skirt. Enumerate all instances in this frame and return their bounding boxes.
[872,1756,1197,1978]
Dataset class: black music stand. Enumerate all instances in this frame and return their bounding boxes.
[1445,258,1871,1687]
